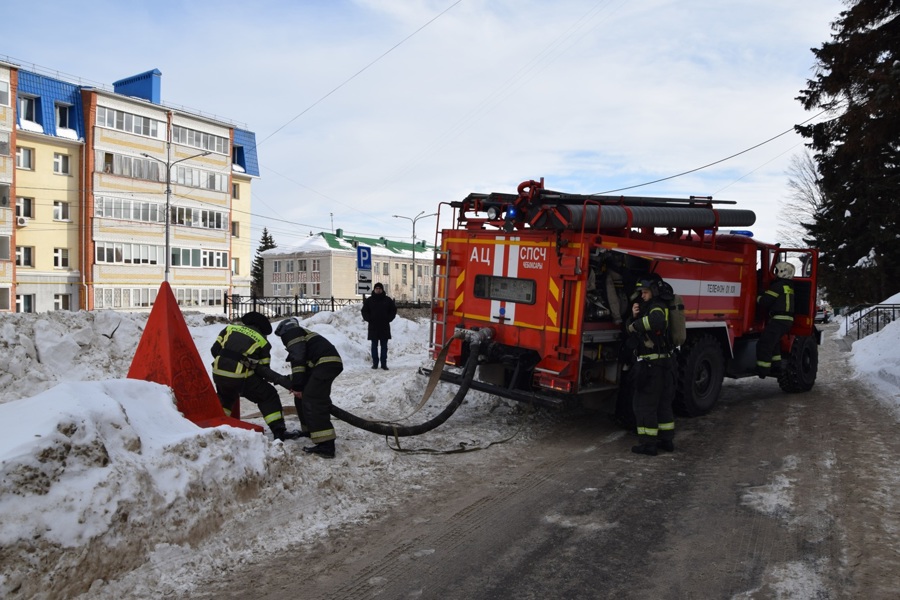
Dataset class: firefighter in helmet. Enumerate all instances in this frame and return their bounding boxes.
[210,311,302,442]
[756,261,796,378]
[625,277,676,456]
[273,317,344,459]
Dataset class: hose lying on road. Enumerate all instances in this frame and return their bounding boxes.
[328,338,480,437]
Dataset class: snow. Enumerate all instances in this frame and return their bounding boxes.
[0,305,536,599]
[0,294,898,598]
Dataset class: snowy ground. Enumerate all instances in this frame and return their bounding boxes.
[0,295,897,599]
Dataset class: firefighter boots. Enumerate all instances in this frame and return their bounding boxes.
[272,423,304,442]
[303,439,336,459]
[631,443,658,456]
[657,439,675,453]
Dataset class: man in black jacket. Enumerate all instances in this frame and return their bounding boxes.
[273,317,343,459]
[210,311,302,442]
[361,282,397,370]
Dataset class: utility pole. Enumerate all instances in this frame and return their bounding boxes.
[392,211,437,303]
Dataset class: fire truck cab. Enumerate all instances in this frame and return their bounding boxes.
[430,179,820,417]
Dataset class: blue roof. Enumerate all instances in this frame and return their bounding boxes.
[233,128,260,177]
[16,71,84,139]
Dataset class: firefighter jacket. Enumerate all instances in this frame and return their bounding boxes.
[757,277,795,322]
[626,297,671,360]
[280,327,343,392]
[210,324,273,379]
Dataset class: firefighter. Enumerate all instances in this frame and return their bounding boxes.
[625,278,676,456]
[756,261,796,378]
[273,317,343,459]
[210,311,302,442]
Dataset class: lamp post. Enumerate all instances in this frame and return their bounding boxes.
[392,211,437,303]
[141,146,211,281]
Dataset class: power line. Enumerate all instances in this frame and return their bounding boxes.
[596,108,833,195]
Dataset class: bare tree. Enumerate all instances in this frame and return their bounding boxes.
[778,149,824,247]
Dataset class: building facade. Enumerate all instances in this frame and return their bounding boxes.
[263,229,435,303]
[0,59,258,313]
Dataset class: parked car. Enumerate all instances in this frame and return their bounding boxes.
[815,305,832,323]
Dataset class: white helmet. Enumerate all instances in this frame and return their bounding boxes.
[775,261,795,279]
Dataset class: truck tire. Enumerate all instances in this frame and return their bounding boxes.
[778,335,818,393]
[675,335,725,417]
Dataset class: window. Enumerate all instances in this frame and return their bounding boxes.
[232,183,240,199]
[286,260,294,273]
[383,262,389,276]
[299,259,307,271]
[402,264,408,285]
[16,246,35,267]
[16,147,34,170]
[299,283,308,296]
[56,104,72,129]
[0,184,9,209]
[0,235,9,260]
[312,259,320,272]
[312,283,321,296]
[16,294,35,313]
[273,260,281,273]
[172,125,227,154]
[231,221,239,237]
[0,131,9,156]
[0,80,9,106]
[16,197,34,218]
[53,201,70,221]
[18,96,36,122]
[231,258,239,275]
[54,294,71,311]
[96,106,161,138]
[96,151,161,182]
[53,153,70,175]
[54,248,69,268]
[0,287,9,310]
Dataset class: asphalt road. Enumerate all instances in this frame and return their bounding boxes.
[196,324,900,599]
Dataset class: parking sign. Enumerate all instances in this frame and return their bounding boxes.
[357,245,372,270]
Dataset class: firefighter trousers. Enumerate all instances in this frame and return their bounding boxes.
[295,362,343,444]
[214,374,285,430]
[756,318,793,374]
[631,357,675,445]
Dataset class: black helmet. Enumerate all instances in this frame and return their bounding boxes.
[240,311,272,336]
[274,317,302,338]
[635,278,659,297]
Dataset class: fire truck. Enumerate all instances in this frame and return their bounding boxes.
[428,179,821,417]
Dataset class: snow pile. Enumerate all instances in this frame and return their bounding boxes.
[0,305,535,599]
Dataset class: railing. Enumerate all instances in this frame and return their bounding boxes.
[843,304,900,340]
[223,295,430,320]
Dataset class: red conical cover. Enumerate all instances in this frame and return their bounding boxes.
[127,282,263,432]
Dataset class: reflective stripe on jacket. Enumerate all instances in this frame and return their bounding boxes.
[211,324,272,378]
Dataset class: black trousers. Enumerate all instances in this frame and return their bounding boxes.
[756,319,793,374]
[214,374,283,429]
[631,358,675,444]
[295,362,343,443]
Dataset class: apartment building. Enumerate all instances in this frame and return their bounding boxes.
[263,229,434,302]
[0,59,258,313]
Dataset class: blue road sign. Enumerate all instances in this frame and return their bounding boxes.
[357,245,372,270]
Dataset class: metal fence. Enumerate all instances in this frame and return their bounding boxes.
[843,304,900,340]
[223,295,430,321]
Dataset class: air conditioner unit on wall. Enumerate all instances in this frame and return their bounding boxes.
[16,216,29,227]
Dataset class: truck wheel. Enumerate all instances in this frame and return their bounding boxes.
[675,335,724,416]
[778,335,818,393]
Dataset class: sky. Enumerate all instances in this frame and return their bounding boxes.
[1,292,898,598]
[3,0,845,248]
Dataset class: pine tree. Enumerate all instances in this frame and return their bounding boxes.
[251,228,276,297]
[795,0,900,307]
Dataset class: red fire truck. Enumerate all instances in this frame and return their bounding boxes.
[429,179,821,417]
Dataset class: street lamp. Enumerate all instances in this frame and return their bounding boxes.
[141,147,211,281]
[392,211,437,303]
